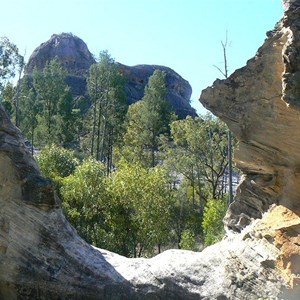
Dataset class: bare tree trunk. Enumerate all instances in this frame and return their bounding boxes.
[91,102,96,157]
[228,130,233,206]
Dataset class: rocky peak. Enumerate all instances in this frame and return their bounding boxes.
[25,33,95,76]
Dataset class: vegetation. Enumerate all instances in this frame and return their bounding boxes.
[202,197,227,246]
[0,38,236,257]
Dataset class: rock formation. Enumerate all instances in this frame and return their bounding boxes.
[200,0,300,296]
[25,33,196,118]
[1,0,300,299]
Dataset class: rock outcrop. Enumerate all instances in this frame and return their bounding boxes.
[25,33,196,118]
[200,0,300,295]
[2,1,300,299]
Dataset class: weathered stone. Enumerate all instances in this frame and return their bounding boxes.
[199,0,300,296]
[25,33,196,118]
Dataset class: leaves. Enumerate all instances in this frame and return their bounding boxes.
[202,197,227,246]
[0,36,23,92]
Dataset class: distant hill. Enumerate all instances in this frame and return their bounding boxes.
[25,33,197,118]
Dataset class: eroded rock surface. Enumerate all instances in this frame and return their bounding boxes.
[200,0,300,296]
[25,33,196,118]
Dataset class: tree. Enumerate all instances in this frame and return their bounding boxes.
[141,69,172,167]
[0,36,23,94]
[1,82,15,118]
[165,114,228,211]
[36,144,79,185]
[33,58,69,145]
[107,160,174,257]
[57,89,80,145]
[169,180,203,250]
[86,51,127,173]
[121,69,174,167]
[214,33,234,206]
[202,197,227,246]
[19,76,39,153]
[60,158,108,247]
[119,101,151,165]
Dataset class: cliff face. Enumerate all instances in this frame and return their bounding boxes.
[25,33,196,118]
[1,1,300,299]
[200,0,300,292]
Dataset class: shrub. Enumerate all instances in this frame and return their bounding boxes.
[202,197,227,246]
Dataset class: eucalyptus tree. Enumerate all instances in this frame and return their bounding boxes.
[121,69,174,167]
[0,36,23,93]
[0,36,24,124]
[87,51,127,172]
[32,58,69,145]
[165,114,228,212]
[19,76,39,153]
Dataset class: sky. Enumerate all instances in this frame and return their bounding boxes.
[2,0,283,115]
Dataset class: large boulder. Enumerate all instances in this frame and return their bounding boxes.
[25,33,196,118]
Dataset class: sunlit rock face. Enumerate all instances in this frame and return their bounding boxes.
[200,0,300,294]
[25,33,196,118]
[1,1,300,299]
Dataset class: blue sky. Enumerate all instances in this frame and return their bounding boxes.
[2,0,283,115]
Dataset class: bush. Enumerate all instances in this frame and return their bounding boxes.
[179,229,197,250]
[202,197,227,246]
[36,144,79,183]
[60,158,107,246]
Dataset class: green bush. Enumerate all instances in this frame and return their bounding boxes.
[179,229,197,250]
[202,197,227,246]
[36,144,79,183]
[60,158,107,246]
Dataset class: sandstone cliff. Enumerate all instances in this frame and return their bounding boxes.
[25,33,196,118]
[200,0,300,295]
[1,0,300,299]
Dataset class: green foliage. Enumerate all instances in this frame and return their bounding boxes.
[164,114,228,210]
[59,158,174,257]
[0,37,236,256]
[202,197,227,246]
[32,58,70,145]
[106,160,174,257]
[1,82,15,117]
[60,159,107,246]
[179,229,197,250]
[168,180,203,248]
[0,36,23,92]
[121,69,174,167]
[19,76,39,152]
[36,144,79,183]
[85,50,127,171]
